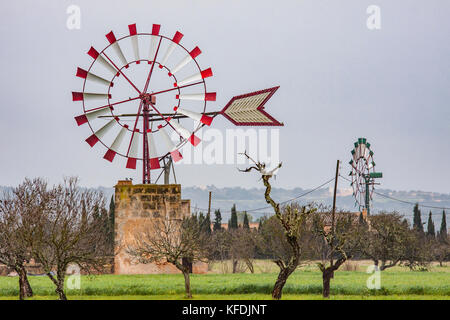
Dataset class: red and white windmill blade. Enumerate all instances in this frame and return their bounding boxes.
[72,23,282,184]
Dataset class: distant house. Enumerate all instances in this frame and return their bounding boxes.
[211,222,259,230]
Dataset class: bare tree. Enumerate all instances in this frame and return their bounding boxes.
[361,212,410,270]
[127,214,207,298]
[312,211,361,298]
[208,229,231,266]
[0,178,51,299]
[402,228,432,271]
[207,228,256,274]
[239,152,315,299]
[257,206,314,283]
[230,228,258,273]
[433,237,450,267]
[32,177,109,300]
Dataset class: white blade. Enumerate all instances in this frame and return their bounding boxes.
[160,42,176,67]
[131,35,140,62]
[110,126,127,152]
[158,126,176,151]
[111,42,128,67]
[97,55,117,76]
[86,107,111,121]
[171,55,192,75]
[128,131,140,158]
[147,131,158,158]
[83,93,111,101]
[176,72,202,87]
[94,119,116,139]
[149,35,158,61]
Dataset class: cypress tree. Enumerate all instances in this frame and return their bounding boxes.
[243,212,250,229]
[258,217,264,231]
[213,209,222,232]
[229,204,238,229]
[413,203,424,234]
[203,212,212,235]
[198,212,205,227]
[426,211,435,238]
[109,195,115,251]
[191,213,199,230]
[440,210,447,243]
[93,205,101,222]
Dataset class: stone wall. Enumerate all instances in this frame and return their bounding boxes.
[114,180,208,274]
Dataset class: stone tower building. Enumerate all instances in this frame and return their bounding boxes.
[114,180,206,274]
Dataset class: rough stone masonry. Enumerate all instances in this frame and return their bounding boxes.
[114,180,207,274]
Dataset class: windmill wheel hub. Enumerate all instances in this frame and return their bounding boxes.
[140,93,156,106]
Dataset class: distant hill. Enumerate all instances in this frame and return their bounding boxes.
[181,185,450,225]
[1,185,448,226]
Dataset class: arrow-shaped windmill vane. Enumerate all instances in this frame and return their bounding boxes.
[72,23,283,184]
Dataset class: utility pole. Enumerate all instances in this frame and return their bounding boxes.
[330,159,340,267]
[207,191,212,217]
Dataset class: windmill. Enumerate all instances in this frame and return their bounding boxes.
[72,23,283,184]
[349,138,382,215]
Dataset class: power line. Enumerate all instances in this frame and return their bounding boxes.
[339,174,450,211]
[246,177,336,212]
[193,174,449,217]
[373,191,450,210]
[192,176,336,214]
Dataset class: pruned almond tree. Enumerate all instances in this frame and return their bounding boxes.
[31,177,109,300]
[239,151,316,299]
[311,211,361,298]
[361,212,410,270]
[127,214,208,298]
[0,178,51,300]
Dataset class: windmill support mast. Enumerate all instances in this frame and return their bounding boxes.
[142,103,151,184]
[142,94,156,184]
[365,175,371,215]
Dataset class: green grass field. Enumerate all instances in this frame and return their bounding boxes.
[0,261,449,300]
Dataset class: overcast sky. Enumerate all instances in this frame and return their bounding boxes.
[0,0,449,193]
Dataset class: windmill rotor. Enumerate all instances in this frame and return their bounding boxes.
[72,23,283,184]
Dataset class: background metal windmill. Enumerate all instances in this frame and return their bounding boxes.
[72,23,283,184]
[349,138,383,215]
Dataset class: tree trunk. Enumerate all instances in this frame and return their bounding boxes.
[56,270,67,300]
[272,266,295,300]
[56,280,67,300]
[182,270,192,298]
[17,265,33,300]
[232,258,238,273]
[245,259,254,274]
[47,271,67,300]
[322,269,333,298]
